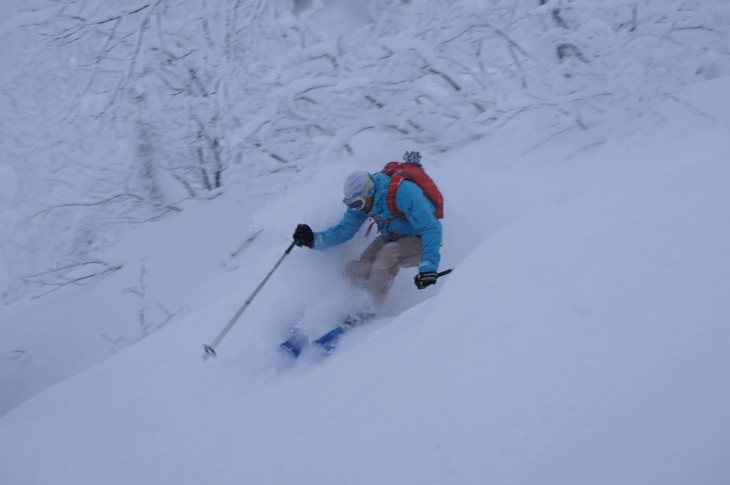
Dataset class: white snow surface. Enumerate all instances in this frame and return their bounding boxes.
[1,2,730,484]
[1,76,729,484]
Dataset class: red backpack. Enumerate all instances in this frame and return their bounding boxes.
[381,158,444,220]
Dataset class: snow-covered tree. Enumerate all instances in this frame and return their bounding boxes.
[1,0,729,302]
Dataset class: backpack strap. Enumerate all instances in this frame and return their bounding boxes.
[385,173,407,220]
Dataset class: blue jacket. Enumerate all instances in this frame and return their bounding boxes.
[313,172,442,273]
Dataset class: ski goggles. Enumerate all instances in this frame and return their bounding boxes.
[343,176,374,211]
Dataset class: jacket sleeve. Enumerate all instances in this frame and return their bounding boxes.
[395,182,442,273]
[313,208,369,250]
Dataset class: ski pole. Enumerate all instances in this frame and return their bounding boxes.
[202,241,296,360]
[436,268,453,279]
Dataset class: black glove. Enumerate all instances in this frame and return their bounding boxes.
[293,223,314,248]
[414,271,438,290]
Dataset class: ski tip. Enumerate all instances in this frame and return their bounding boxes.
[279,340,302,359]
[313,326,346,354]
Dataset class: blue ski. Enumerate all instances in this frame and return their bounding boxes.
[279,330,308,358]
[278,313,375,358]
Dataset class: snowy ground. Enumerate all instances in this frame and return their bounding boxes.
[0,0,18,300]
[1,72,729,484]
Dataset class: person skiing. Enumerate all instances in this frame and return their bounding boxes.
[292,151,443,310]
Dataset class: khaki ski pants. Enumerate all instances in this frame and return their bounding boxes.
[344,235,422,307]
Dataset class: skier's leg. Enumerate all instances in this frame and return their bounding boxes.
[313,237,422,353]
[344,236,387,287]
[367,237,423,306]
[395,236,423,269]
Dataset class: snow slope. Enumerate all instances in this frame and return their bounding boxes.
[1,76,729,484]
[0,163,17,293]
[0,0,19,299]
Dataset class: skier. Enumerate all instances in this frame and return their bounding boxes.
[292,151,443,311]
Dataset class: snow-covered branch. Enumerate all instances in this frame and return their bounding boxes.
[1,0,729,301]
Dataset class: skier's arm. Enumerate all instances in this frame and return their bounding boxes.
[395,183,442,273]
[313,208,369,250]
